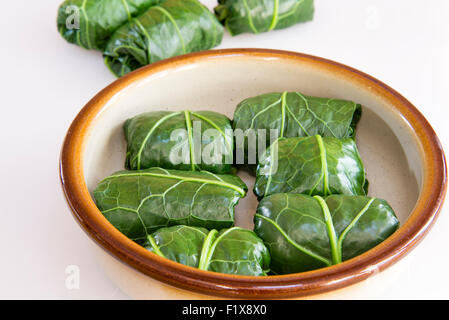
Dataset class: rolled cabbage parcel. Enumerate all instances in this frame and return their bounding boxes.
[145,226,270,276]
[57,0,163,50]
[254,136,368,199]
[124,110,234,174]
[232,91,361,172]
[215,0,314,36]
[103,0,224,77]
[93,168,247,243]
[254,193,399,274]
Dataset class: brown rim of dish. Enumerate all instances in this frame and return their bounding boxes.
[60,48,447,299]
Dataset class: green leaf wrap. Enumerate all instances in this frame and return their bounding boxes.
[103,0,224,77]
[145,226,270,276]
[93,168,247,243]
[57,0,162,50]
[215,0,314,36]
[254,136,367,199]
[254,193,399,274]
[124,110,234,174]
[232,91,361,172]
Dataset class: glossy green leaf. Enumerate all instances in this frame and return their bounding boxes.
[233,91,361,172]
[215,0,314,36]
[93,168,247,243]
[254,193,399,274]
[57,0,162,50]
[145,225,209,267]
[254,136,367,199]
[103,0,224,77]
[124,110,234,174]
[145,225,270,276]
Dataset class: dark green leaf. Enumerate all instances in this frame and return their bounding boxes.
[145,225,209,267]
[93,168,247,243]
[254,136,367,199]
[215,0,314,36]
[103,0,224,77]
[124,110,234,173]
[254,193,399,274]
[145,225,270,276]
[233,91,361,172]
[57,0,162,50]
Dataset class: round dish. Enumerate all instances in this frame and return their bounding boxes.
[60,49,447,299]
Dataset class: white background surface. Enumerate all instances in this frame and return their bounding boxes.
[0,0,448,299]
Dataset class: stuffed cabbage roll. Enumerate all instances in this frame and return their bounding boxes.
[145,226,270,276]
[93,168,247,243]
[103,0,224,77]
[124,110,234,174]
[254,193,399,274]
[215,0,314,36]
[254,136,367,199]
[233,91,361,172]
[57,0,162,50]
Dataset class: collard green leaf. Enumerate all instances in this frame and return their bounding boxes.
[124,110,234,174]
[233,91,361,172]
[93,168,247,243]
[254,136,367,199]
[254,193,399,274]
[145,225,209,267]
[215,0,314,36]
[103,0,224,77]
[57,0,162,50]
[145,226,270,276]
